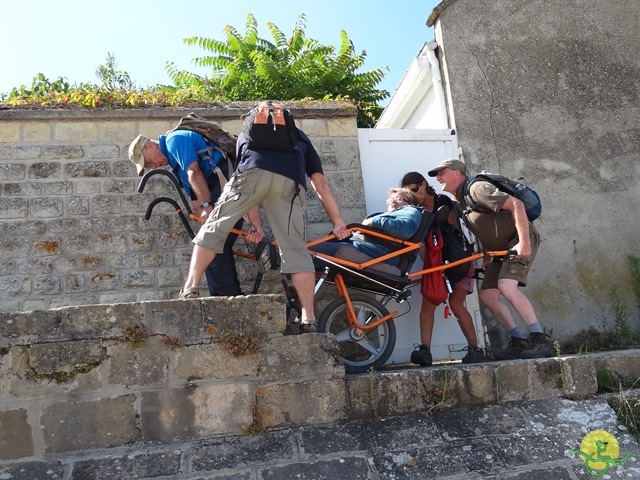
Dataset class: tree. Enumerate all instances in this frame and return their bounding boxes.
[165,13,389,127]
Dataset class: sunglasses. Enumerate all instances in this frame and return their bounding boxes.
[410,183,421,193]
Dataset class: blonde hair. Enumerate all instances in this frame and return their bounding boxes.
[387,187,416,205]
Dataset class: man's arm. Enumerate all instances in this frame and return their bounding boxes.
[500,196,531,258]
[186,162,213,219]
[309,172,349,240]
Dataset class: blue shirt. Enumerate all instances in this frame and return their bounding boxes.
[158,130,225,199]
[351,206,423,264]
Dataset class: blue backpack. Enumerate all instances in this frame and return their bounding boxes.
[463,173,542,221]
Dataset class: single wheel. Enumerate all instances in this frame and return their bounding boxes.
[317,294,396,374]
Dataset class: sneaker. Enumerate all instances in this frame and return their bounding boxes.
[493,337,528,360]
[410,344,432,367]
[178,287,199,299]
[461,345,487,364]
[299,321,318,334]
[520,332,554,359]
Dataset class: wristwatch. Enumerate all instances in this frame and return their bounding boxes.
[200,201,212,209]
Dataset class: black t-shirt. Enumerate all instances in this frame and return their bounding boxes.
[235,129,323,190]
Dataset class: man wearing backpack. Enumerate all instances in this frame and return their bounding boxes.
[178,102,350,333]
[128,130,243,297]
[428,158,554,359]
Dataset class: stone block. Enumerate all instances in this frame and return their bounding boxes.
[29,339,102,375]
[327,117,357,137]
[60,302,144,338]
[0,461,64,479]
[29,197,64,218]
[108,338,170,386]
[455,365,499,406]
[23,122,52,142]
[54,122,97,142]
[255,378,347,428]
[259,334,343,381]
[529,358,567,400]
[200,295,288,338]
[0,408,34,460]
[175,344,260,380]
[0,309,65,346]
[42,395,139,453]
[560,355,598,399]
[0,163,26,181]
[0,197,28,218]
[297,118,328,136]
[494,361,533,403]
[0,122,21,143]
[140,299,205,341]
[346,368,462,419]
[15,146,43,161]
[592,349,640,386]
[141,383,253,440]
[71,451,182,479]
[96,122,137,142]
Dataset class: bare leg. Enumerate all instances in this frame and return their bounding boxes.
[184,245,217,290]
[497,278,538,326]
[449,287,478,346]
[419,298,437,346]
[478,287,517,331]
[291,271,316,322]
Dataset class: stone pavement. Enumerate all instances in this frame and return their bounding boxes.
[2,388,640,479]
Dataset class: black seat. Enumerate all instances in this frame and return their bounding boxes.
[312,206,434,294]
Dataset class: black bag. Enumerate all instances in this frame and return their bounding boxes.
[241,100,299,152]
[437,223,474,284]
[463,172,542,221]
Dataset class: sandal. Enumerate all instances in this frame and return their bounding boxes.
[178,287,200,300]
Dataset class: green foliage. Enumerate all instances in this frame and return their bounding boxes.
[628,254,640,313]
[0,54,202,108]
[609,284,633,343]
[166,13,389,127]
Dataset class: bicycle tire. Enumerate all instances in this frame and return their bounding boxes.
[317,294,396,374]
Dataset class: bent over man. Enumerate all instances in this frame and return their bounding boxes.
[129,130,243,296]
[429,158,553,359]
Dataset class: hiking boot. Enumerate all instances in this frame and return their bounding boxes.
[410,344,432,367]
[493,337,528,360]
[461,345,487,364]
[520,332,554,359]
[178,287,199,300]
[299,321,318,334]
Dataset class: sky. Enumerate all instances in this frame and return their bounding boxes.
[0,0,440,104]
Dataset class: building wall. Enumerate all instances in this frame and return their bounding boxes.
[0,102,367,312]
[433,0,640,338]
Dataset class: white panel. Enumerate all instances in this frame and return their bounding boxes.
[356,128,484,365]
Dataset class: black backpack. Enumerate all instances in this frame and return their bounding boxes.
[241,101,299,152]
[463,172,542,221]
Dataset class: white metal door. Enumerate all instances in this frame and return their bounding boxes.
[357,128,485,364]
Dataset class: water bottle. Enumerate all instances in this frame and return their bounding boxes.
[514,183,537,208]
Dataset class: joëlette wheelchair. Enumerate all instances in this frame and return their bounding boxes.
[139,169,510,374]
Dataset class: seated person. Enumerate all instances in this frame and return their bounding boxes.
[310,187,422,267]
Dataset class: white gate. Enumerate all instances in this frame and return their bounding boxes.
[357,128,486,364]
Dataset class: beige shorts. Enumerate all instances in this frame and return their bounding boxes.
[193,168,313,274]
[481,230,540,289]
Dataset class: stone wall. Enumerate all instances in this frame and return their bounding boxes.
[3,296,640,464]
[432,0,640,337]
[0,102,367,312]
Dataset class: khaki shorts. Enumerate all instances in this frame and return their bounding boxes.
[481,230,540,289]
[193,168,313,274]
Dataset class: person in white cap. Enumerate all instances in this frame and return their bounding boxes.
[128,130,243,297]
[428,158,553,360]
